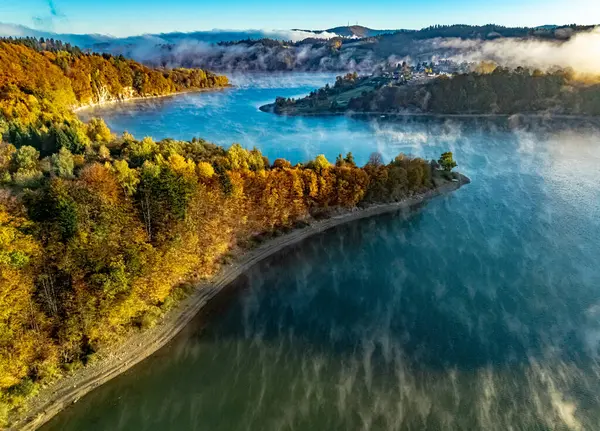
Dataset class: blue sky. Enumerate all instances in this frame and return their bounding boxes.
[0,0,597,37]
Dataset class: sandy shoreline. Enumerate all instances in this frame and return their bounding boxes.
[11,174,469,431]
[73,86,232,113]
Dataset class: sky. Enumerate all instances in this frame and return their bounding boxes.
[0,0,598,37]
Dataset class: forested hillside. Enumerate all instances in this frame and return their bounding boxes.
[267,68,600,116]
[0,39,456,425]
[349,68,600,115]
[0,37,229,125]
[93,24,597,73]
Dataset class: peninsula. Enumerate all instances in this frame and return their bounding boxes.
[0,38,468,428]
[260,67,600,116]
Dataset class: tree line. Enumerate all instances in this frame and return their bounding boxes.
[409,24,596,40]
[0,37,229,128]
[346,67,600,115]
[269,67,600,116]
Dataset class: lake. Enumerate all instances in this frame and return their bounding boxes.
[46,74,600,430]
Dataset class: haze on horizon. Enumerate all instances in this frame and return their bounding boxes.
[0,0,598,37]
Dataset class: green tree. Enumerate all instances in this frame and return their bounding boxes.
[11,146,43,187]
[227,144,249,170]
[51,147,74,178]
[13,146,39,171]
[86,118,112,143]
[63,125,90,154]
[438,152,457,172]
[98,145,111,161]
[49,125,71,154]
[112,159,139,196]
[247,148,265,171]
[344,152,356,167]
[137,164,196,243]
[127,136,158,166]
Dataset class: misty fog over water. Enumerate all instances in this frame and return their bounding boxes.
[51,74,600,430]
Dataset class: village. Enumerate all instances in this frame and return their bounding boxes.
[372,59,467,85]
[262,58,478,115]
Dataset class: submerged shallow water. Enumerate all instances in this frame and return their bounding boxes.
[48,74,600,430]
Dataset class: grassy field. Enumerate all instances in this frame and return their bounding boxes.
[332,83,376,106]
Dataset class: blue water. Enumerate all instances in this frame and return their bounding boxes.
[47,74,600,430]
[80,73,441,166]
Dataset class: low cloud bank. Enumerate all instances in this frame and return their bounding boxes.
[440,27,600,75]
[0,23,115,47]
[121,27,600,75]
[3,23,599,76]
[135,40,381,72]
[0,23,339,46]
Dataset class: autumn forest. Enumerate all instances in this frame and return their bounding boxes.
[0,37,456,425]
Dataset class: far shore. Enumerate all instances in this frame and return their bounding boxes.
[259,104,600,121]
[73,86,232,113]
[11,174,470,431]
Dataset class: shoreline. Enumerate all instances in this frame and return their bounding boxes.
[259,105,600,120]
[11,174,470,431]
[73,86,232,113]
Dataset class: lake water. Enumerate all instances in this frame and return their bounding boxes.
[47,74,600,430]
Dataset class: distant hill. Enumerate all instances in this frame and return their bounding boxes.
[333,25,401,38]
[0,23,338,49]
[0,23,116,49]
[1,22,597,73]
[303,25,398,38]
[2,22,594,51]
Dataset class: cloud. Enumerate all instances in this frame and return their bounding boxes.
[439,27,600,75]
[0,23,30,37]
[0,23,338,47]
[9,21,599,76]
[123,38,384,73]
[173,29,339,43]
[260,29,340,42]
